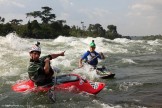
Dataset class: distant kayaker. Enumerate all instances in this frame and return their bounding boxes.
[28,42,65,86]
[79,40,105,68]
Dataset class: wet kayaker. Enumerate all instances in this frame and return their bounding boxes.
[79,40,105,68]
[28,42,65,86]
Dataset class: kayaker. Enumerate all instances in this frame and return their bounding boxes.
[27,42,65,86]
[79,40,105,68]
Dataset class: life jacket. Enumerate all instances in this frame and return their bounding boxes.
[28,59,53,80]
[86,51,98,66]
[27,60,44,81]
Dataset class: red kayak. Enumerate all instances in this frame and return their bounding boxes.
[12,74,105,95]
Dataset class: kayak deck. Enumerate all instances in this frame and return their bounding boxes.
[96,66,115,79]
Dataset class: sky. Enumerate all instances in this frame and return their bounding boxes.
[0,0,162,36]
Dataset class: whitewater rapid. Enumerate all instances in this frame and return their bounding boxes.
[0,33,162,108]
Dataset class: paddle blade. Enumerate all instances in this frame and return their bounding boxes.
[48,89,56,102]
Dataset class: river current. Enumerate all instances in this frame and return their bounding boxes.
[0,33,162,108]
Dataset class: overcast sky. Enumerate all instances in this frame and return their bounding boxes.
[0,0,162,36]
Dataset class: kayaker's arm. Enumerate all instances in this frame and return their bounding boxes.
[79,58,83,68]
[50,51,65,59]
[79,52,89,68]
[44,58,50,74]
[99,52,105,59]
[44,51,65,74]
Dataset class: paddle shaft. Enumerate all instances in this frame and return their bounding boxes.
[48,70,57,102]
[87,55,99,63]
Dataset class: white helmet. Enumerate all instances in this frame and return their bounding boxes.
[29,42,41,53]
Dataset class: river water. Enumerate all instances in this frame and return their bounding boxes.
[0,33,162,108]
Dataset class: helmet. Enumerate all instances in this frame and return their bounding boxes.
[29,42,41,53]
[89,40,96,47]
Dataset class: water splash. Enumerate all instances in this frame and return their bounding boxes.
[119,82,143,91]
[5,32,29,51]
[72,64,99,80]
[121,58,137,64]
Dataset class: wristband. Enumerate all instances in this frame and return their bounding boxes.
[47,55,52,60]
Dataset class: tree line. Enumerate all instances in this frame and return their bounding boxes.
[1,6,126,39]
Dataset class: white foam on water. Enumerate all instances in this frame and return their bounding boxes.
[1,67,21,77]
[72,64,99,80]
[91,99,122,108]
[88,99,148,108]
[5,32,29,51]
[19,72,28,80]
[114,38,132,44]
[53,35,79,43]
[83,36,159,55]
[0,59,8,67]
[147,39,162,46]
[119,82,143,91]
[1,105,24,107]
[51,58,72,67]
[53,36,130,55]
[1,34,161,78]
[121,58,137,64]
[0,34,157,107]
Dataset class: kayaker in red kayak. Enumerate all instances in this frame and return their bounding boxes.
[28,42,65,86]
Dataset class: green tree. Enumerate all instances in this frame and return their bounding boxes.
[0,23,13,36]
[10,19,23,25]
[26,6,56,24]
[62,24,70,36]
[27,21,32,37]
[107,25,117,33]
[26,11,41,18]
[31,20,41,38]
[70,25,82,37]
[0,16,5,24]
[41,6,56,24]
[87,23,105,37]
[106,25,121,39]
[0,6,125,39]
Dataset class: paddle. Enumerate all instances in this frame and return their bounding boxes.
[87,55,99,64]
[48,70,57,102]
